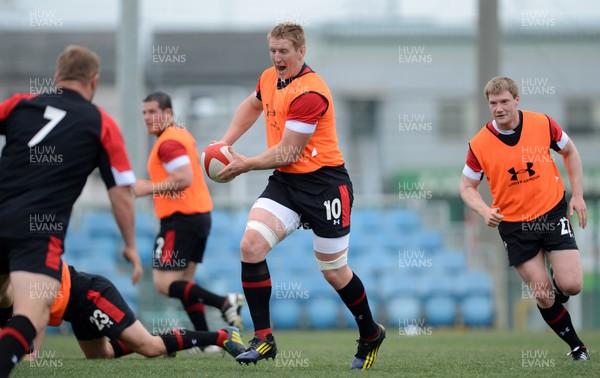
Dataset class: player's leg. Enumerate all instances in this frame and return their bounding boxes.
[515,250,588,360]
[547,249,582,297]
[154,268,209,331]
[307,182,383,370]
[109,320,245,358]
[0,271,58,374]
[315,244,384,370]
[236,197,296,364]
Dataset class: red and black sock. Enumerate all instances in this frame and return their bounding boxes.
[0,315,36,375]
[109,339,133,358]
[158,329,220,353]
[241,260,272,339]
[0,305,12,328]
[336,272,379,339]
[538,299,584,350]
[168,281,213,331]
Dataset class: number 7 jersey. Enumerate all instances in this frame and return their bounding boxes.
[0,89,135,239]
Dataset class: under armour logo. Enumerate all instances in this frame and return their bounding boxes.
[265,103,276,117]
[560,326,571,336]
[333,219,340,225]
[508,162,535,181]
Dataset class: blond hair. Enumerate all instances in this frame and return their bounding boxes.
[484,76,519,99]
[267,22,305,51]
[55,45,100,83]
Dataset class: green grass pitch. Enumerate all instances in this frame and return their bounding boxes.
[12,329,600,377]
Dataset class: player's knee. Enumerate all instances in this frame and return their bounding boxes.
[240,231,271,262]
[153,280,170,296]
[560,279,582,296]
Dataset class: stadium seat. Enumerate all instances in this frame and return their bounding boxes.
[63,231,90,258]
[410,229,444,255]
[461,295,494,327]
[455,270,494,301]
[385,296,421,328]
[136,235,156,265]
[271,300,302,329]
[432,250,468,275]
[306,297,340,329]
[351,208,384,235]
[379,273,420,301]
[81,211,120,239]
[136,215,158,240]
[424,296,456,326]
[417,273,456,301]
[385,208,420,235]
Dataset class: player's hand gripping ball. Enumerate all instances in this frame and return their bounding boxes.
[201,142,234,183]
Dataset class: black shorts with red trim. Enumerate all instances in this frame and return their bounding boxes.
[260,166,354,238]
[0,236,64,281]
[62,266,136,341]
[152,212,211,271]
[498,196,579,266]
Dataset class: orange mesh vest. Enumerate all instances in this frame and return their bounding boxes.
[469,110,564,222]
[48,261,71,326]
[259,67,344,173]
[148,126,213,219]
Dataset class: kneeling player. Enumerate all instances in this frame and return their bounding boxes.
[1,261,246,360]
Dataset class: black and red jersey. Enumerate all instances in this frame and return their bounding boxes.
[0,89,135,239]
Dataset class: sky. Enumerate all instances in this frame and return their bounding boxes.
[1,0,599,31]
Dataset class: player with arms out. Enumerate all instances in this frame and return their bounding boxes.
[216,23,385,370]
[460,76,589,361]
[133,92,244,336]
[0,45,141,376]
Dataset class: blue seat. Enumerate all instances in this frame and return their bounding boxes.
[351,208,384,235]
[417,273,456,301]
[461,295,494,327]
[386,296,421,327]
[81,211,120,239]
[136,215,158,240]
[410,229,444,255]
[379,274,420,301]
[137,235,156,265]
[432,250,468,275]
[63,232,90,258]
[306,297,339,329]
[455,270,493,301]
[271,300,302,329]
[424,296,456,326]
[385,208,420,235]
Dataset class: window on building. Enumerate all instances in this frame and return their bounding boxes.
[438,99,467,137]
[347,99,378,137]
[565,99,595,135]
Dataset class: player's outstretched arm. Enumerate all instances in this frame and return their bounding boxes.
[221,93,263,146]
[108,186,142,284]
[559,139,587,228]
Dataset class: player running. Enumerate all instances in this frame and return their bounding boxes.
[460,76,589,361]
[216,23,385,370]
[133,92,244,333]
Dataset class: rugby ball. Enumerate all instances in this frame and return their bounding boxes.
[201,142,234,183]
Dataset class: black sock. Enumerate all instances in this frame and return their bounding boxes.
[0,315,36,375]
[538,299,584,350]
[168,281,211,331]
[336,272,378,339]
[109,339,132,358]
[0,305,12,328]
[158,329,219,353]
[241,260,272,338]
